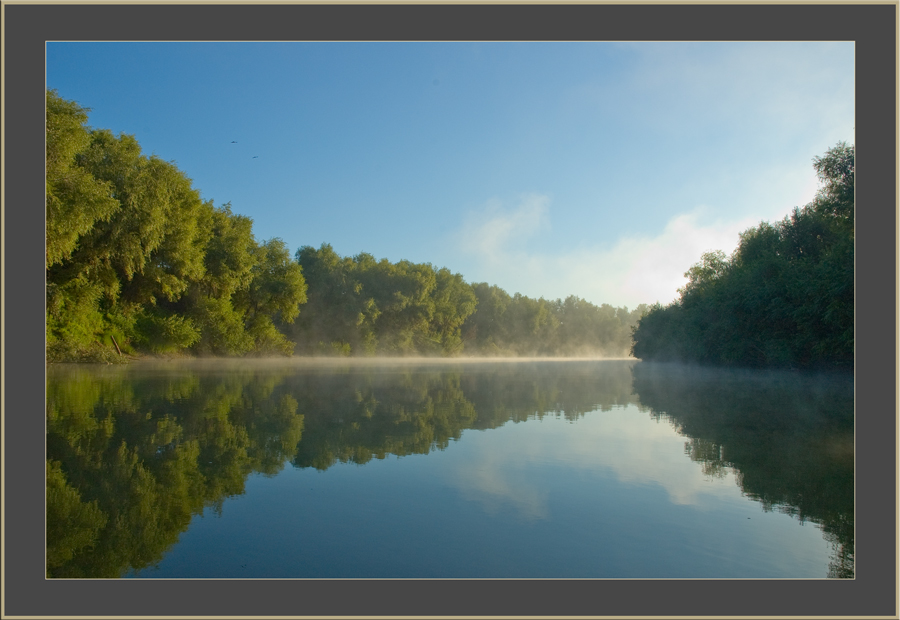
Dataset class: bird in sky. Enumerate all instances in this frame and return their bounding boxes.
[231,140,237,143]
[252,155,258,159]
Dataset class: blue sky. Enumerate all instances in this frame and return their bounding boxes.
[46,42,853,309]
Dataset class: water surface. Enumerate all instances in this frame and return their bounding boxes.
[46,359,853,578]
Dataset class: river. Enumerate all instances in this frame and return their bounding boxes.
[46,358,853,578]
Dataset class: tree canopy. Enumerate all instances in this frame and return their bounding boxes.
[631,143,854,369]
[290,244,642,357]
[46,91,307,361]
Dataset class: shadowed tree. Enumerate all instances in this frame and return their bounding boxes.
[632,143,854,369]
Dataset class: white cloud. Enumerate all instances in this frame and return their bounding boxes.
[453,193,816,309]
[458,193,550,260]
[580,208,765,306]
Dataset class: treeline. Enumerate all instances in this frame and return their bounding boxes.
[46,90,642,361]
[631,143,854,369]
[291,244,646,357]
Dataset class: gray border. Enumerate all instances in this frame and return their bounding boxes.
[4,3,896,618]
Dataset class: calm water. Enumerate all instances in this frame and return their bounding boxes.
[46,359,854,579]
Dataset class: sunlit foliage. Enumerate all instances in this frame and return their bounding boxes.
[46,90,119,268]
[46,92,308,360]
[292,244,479,356]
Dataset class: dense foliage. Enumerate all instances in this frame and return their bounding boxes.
[292,244,645,357]
[463,283,645,357]
[47,89,641,360]
[46,90,307,361]
[631,143,854,369]
[291,244,477,356]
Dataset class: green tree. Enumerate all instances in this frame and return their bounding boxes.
[360,258,438,354]
[46,90,119,268]
[292,244,374,355]
[46,92,307,360]
[181,204,259,356]
[292,245,476,357]
[631,143,854,369]
[462,283,511,355]
[235,238,308,355]
[71,130,208,304]
[811,142,854,222]
[428,268,478,355]
[678,250,729,297]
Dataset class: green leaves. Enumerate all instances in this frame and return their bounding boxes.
[293,244,475,356]
[632,143,854,369]
[679,250,729,297]
[243,238,308,325]
[46,91,310,359]
[812,142,854,222]
[132,312,201,354]
[292,243,643,358]
[46,90,119,267]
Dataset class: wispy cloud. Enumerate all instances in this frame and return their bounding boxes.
[572,209,760,307]
[453,192,813,309]
[458,193,550,260]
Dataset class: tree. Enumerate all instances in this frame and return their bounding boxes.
[462,283,512,355]
[811,142,854,223]
[182,204,259,356]
[46,90,119,268]
[292,246,478,357]
[292,244,373,355]
[631,143,854,369]
[679,250,729,297]
[236,238,308,355]
[427,268,477,355]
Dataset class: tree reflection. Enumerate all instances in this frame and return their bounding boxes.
[289,369,478,470]
[46,363,304,577]
[289,361,639,470]
[48,360,638,577]
[48,360,852,579]
[630,362,854,578]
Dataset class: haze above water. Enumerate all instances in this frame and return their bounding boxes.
[46,359,853,579]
